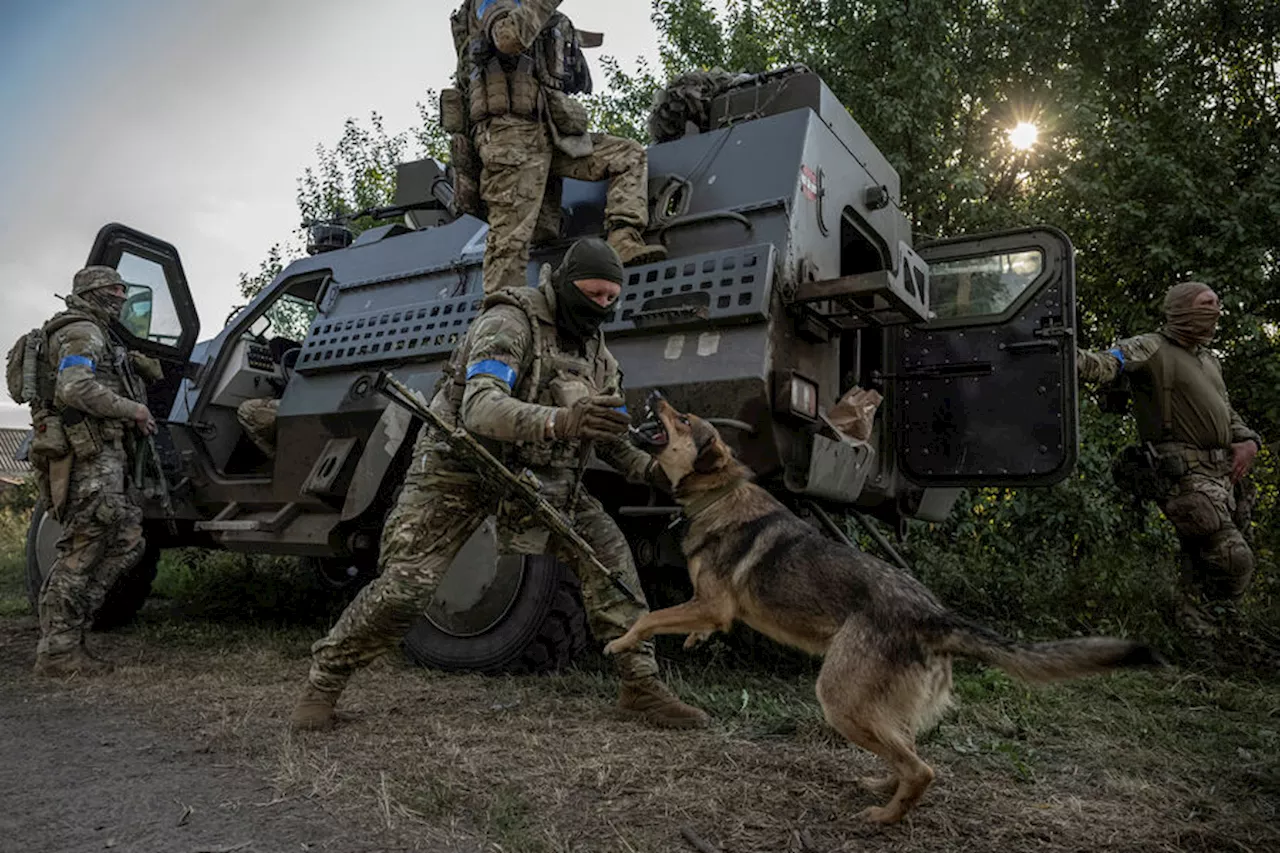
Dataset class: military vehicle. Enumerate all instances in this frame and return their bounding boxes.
[21,68,1077,673]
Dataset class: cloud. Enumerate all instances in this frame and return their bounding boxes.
[1,0,662,431]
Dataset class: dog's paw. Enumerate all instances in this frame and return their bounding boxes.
[857,805,904,825]
[682,631,712,650]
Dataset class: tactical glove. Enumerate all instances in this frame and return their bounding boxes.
[551,394,631,441]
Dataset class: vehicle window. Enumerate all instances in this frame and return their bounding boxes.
[261,292,319,342]
[928,249,1044,320]
[117,252,183,346]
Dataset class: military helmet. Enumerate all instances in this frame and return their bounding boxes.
[72,265,126,296]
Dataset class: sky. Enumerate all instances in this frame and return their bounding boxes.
[0,0,674,428]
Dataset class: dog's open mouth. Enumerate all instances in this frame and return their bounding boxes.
[629,391,669,449]
[629,419,668,449]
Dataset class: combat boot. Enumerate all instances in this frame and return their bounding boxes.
[607,226,667,266]
[33,646,115,678]
[289,682,343,731]
[617,676,711,729]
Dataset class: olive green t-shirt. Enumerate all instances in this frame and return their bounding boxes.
[1077,332,1260,449]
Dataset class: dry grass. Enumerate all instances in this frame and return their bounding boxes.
[2,605,1277,853]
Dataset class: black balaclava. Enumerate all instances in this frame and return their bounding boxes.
[552,237,624,342]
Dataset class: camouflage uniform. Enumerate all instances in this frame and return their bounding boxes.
[296,239,708,730]
[449,0,665,294]
[26,267,153,670]
[236,397,279,459]
[1078,326,1262,636]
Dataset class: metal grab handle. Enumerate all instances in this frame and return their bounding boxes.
[657,210,753,245]
[1002,340,1060,354]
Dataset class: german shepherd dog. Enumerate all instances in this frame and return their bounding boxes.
[604,393,1163,825]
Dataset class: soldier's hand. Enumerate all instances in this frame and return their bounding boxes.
[553,395,631,441]
[134,404,158,436]
[1231,440,1259,483]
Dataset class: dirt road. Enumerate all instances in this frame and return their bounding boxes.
[2,609,1277,853]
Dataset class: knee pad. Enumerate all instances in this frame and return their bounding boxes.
[1201,529,1256,599]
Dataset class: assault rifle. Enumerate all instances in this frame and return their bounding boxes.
[373,370,644,607]
[113,336,178,536]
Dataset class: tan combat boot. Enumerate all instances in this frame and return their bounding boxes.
[33,646,115,678]
[289,682,343,731]
[617,676,711,729]
[607,226,667,266]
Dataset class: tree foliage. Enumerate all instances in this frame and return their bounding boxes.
[234,0,1278,638]
[627,0,1279,638]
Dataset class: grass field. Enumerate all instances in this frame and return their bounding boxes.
[2,506,1277,852]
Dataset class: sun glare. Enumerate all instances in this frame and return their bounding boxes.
[1009,122,1039,151]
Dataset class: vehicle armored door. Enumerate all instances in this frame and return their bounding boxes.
[892,227,1076,487]
[85,223,201,419]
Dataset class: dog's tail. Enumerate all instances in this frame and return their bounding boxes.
[934,617,1165,683]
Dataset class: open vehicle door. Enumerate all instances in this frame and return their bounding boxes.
[85,223,200,420]
[892,226,1077,487]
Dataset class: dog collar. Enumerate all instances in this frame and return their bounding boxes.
[678,484,740,521]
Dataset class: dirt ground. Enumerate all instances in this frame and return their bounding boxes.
[2,609,1277,853]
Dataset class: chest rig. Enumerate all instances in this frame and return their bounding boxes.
[438,282,619,470]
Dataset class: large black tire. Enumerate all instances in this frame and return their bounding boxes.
[402,554,590,675]
[24,499,161,630]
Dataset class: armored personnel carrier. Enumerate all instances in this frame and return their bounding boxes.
[23,69,1077,673]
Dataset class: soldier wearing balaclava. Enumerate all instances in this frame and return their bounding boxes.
[19,265,160,677]
[291,238,711,733]
[1077,281,1267,666]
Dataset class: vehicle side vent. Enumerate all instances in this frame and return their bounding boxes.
[603,243,775,337]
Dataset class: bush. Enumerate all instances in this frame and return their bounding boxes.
[900,398,1278,652]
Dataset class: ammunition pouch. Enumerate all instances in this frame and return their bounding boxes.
[440,88,468,134]
[448,133,485,219]
[544,89,589,137]
[1097,373,1132,416]
[29,409,70,461]
[1111,442,1185,502]
[62,407,103,461]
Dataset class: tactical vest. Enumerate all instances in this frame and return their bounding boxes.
[433,282,618,470]
[457,1,593,126]
[47,313,137,448]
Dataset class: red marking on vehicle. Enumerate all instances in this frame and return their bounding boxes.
[800,166,818,201]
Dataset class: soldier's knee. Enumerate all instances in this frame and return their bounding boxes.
[1201,529,1255,598]
[1162,489,1223,538]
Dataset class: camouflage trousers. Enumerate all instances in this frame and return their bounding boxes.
[1157,460,1257,632]
[308,439,658,692]
[474,115,650,295]
[37,442,144,656]
[236,397,279,459]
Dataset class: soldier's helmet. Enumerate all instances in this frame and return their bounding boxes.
[72,265,126,296]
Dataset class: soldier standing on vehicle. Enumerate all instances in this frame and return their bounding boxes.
[1076,282,1265,661]
[444,0,667,296]
[290,238,709,731]
[16,267,160,676]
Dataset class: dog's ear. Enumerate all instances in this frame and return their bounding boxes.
[693,437,722,474]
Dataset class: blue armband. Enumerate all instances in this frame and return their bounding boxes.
[466,359,517,389]
[476,0,516,20]
[1108,347,1126,372]
[58,355,95,373]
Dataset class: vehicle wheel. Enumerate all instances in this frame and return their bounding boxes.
[25,499,161,630]
[400,516,590,675]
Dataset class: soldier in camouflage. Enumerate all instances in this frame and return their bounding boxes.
[290,238,709,731]
[446,0,667,296]
[1077,282,1264,657]
[236,397,279,459]
[27,266,159,676]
